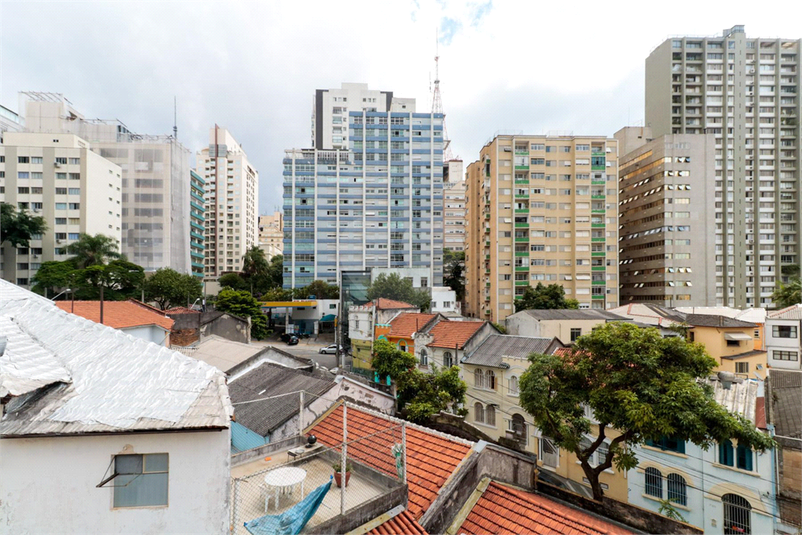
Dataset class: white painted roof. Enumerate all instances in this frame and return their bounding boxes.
[0,280,231,436]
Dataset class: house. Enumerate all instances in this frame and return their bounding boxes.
[766,305,802,370]
[504,308,624,342]
[676,306,767,351]
[375,312,441,355]
[56,299,174,346]
[607,303,688,327]
[350,298,419,368]
[628,374,774,534]
[0,280,232,533]
[174,335,314,375]
[414,320,497,370]
[767,369,802,535]
[430,286,460,315]
[166,307,251,346]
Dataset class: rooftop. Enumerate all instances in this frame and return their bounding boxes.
[365,507,428,535]
[462,335,562,368]
[511,309,624,321]
[768,304,802,320]
[685,314,756,329]
[373,298,417,310]
[0,280,230,437]
[457,479,632,535]
[720,349,767,361]
[176,336,312,373]
[607,304,686,326]
[55,299,174,331]
[768,369,802,450]
[705,376,759,425]
[426,320,486,349]
[387,313,438,338]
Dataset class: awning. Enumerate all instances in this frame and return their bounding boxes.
[320,314,336,322]
[724,333,753,341]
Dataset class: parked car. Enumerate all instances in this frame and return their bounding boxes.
[319,344,343,354]
[286,335,299,346]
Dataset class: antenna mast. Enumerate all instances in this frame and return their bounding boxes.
[173,96,178,139]
[431,31,453,160]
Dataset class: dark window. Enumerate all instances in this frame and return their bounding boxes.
[723,494,751,535]
[646,436,686,454]
[645,467,663,498]
[773,325,797,338]
[570,328,582,342]
[719,440,753,471]
[667,474,687,506]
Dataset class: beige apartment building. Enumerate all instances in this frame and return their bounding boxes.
[0,132,122,288]
[443,159,466,252]
[616,127,718,306]
[646,25,801,307]
[465,135,619,323]
[258,211,283,261]
[197,126,259,278]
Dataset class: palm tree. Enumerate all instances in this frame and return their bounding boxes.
[773,277,802,308]
[67,233,122,269]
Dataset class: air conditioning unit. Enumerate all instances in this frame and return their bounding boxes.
[56,240,63,244]
[54,161,61,167]
[33,255,39,259]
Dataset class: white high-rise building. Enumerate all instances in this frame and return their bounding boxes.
[196,126,259,278]
[0,132,122,288]
[443,159,466,252]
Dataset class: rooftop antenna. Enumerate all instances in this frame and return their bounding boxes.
[173,96,178,139]
[431,30,454,161]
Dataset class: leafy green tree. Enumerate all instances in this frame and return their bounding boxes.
[144,268,203,310]
[367,273,431,311]
[215,288,269,339]
[514,283,579,313]
[240,246,272,294]
[772,277,801,308]
[371,339,417,382]
[294,280,339,300]
[67,233,122,269]
[259,287,293,302]
[0,203,47,247]
[74,260,145,301]
[266,254,284,290]
[518,322,774,501]
[218,272,249,292]
[443,249,466,301]
[31,260,78,297]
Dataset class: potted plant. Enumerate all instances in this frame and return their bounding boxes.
[332,461,353,488]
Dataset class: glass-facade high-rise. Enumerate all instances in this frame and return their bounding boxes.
[283,109,445,290]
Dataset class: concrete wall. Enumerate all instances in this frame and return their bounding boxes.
[0,429,230,533]
[121,325,170,347]
[201,312,250,344]
[766,319,801,370]
[505,314,606,342]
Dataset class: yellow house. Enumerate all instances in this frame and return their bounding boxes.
[686,314,768,378]
[460,334,630,502]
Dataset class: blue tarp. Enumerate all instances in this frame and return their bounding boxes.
[320,314,336,322]
[244,477,332,535]
[231,421,269,453]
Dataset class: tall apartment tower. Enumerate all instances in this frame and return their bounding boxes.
[19,92,192,274]
[258,211,283,261]
[0,104,24,143]
[196,126,259,278]
[465,135,619,322]
[0,132,122,288]
[443,159,467,252]
[646,26,801,307]
[189,170,205,278]
[284,101,445,290]
[311,83,416,151]
[616,127,717,306]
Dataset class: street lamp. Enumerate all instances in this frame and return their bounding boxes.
[50,288,71,301]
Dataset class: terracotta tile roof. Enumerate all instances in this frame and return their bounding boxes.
[553,347,574,357]
[427,320,485,349]
[307,404,472,519]
[56,301,174,331]
[368,510,428,535]
[389,313,438,338]
[373,298,417,310]
[459,481,632,535]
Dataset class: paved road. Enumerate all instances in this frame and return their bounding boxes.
[252,338,343,370]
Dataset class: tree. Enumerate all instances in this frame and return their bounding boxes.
[0,203,47,248]
[144,268,203,310]
[75,260,145,301]
[518,322,774,501]
[295,280,339,300]
[215,287,269,339]
[443,249,466,301]
[67,233,121,269]
[515,283,579,313]
[772,277,801,308]
[241,246,272,294]
[371,339,416,382]
[218,272,249,292]
[266,254,284,290]
[367,273,431,311]
[31,260,78,297]
[260,287,293,302]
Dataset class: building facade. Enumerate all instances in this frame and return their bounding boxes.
[616,128,717,306]
[0,132,122,288]
[645,26,801,307]
[765,304,802,370]
[196,126,259,278]
[19,92,192,274]
[283,109,445,290]
[443,159,467,252]
[258,211,283,261]
[190,170,205,278]
[0,104,23,143]
[465,135,619,323]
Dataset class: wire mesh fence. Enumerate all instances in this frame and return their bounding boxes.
[230,403,406,535]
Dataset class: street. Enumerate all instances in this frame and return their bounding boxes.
[252,335,343,370]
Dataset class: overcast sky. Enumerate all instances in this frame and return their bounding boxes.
[1,0,800,213]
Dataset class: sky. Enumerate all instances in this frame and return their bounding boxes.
[1,0,801,214]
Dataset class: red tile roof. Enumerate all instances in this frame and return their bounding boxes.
[389,313,438,338]
[427,320,485,349]
[308,404,472,519]
[56,301,174,331]
[165,306,200,314]
[368,510,428,535]
[553,347,574,357]
[459,481,632,535]
[373,298,417,310]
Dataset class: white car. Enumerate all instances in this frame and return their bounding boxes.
[319,344,342,354]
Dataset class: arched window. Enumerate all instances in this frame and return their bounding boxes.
[474,369,484,389]
[667,474,687,506]
[487,370,496,390]
[485,405,496,427]
[397,340,408,352]
[723,494,752,535]
[508,376,519,395]
[474,402,484,424]
[420,349,428,366]
[511,414,526,436]
[443,351,453,368]
[644,467,663,498]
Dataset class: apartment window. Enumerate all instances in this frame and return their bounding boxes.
[723,494,752,535]
[735,362,749,374]
[18,156,29,164]
[508,375,519,396]
[109,453,169,508]
[443,351,453,368]
[570,328,582,342]
[719,440,753,471]
[772,325,797,338]
[773,350,798,361]
[645,436,685,454]
[644,468,663,498]
[667,474,688,506]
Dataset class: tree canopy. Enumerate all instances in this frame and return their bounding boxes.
[76,260,145,300]
[443,248,466,301]
[518,322,774,500]
[215,287,270,339]
[66,233,122,269]
[367,273,431,311]
[295,279,339,300]
[514,283,579,313]
[0,203,47,248]
[772,277,801,308]
[145,268,203,310]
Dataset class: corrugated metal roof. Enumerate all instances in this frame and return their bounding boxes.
[705,377,758,424]
[512,309,624,321]
[0,280,231,437]
[461,335,562,368]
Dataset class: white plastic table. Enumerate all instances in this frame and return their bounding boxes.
[264,467,307,511]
